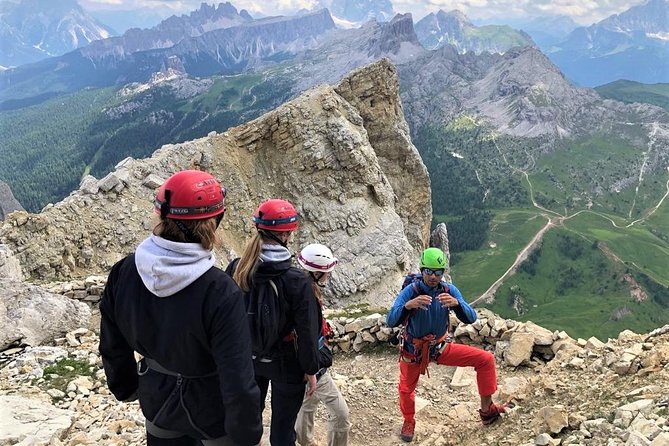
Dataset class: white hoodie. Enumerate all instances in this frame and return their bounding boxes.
[134,235,215,297]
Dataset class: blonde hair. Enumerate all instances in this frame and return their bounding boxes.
[310,281,324,306]
[233,233,263,292]
[153,217,221,250]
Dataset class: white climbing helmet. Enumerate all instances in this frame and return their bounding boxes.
[298,243,338,273]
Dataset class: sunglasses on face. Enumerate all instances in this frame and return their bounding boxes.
[421,268,444,277]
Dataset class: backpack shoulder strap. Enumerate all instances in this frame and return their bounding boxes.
[402,281,421,326]
[226,257,240,276]
[268,279,278,297]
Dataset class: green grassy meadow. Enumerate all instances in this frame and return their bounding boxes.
[441,203,669,340]
[425,124,669,339]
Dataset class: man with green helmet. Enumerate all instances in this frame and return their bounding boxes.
[387,247,509,442]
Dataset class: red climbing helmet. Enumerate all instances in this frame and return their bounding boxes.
[154,170,226,220]
[253,199,299,232]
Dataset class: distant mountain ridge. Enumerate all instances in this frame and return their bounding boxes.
[547,0,669,86]
[0,0,114,67]
[414,9,534,54]
[79,2,253,60]
[0,8,336,106]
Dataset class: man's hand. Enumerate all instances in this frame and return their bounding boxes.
[405,295,432,310]
[437,292,459,308]
[304,374,317,397]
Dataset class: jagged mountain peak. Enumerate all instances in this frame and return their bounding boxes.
[550,0,668,85]
[0,59,429,304]
[415,8,533,54]
[398,44,610,138]
[0,0,115,67]
[435,9,471,24]
[152,1,251,34]
[597,0,668,33]
[375,12,419,46]
[367,12,420,56]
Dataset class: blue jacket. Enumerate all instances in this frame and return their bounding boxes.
[387,279,477,343]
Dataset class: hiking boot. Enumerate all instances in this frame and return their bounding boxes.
[400,419,415,442]
[479,402,510,425]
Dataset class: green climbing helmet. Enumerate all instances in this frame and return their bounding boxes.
[419,247,447,270]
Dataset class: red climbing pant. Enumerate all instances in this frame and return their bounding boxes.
[398,343,497,422]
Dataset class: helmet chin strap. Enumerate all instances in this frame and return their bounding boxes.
[174,220,198,243]
[215,211,225,228]
[310,271,327,287]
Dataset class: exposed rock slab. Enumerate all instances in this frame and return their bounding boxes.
[0,395,74,445]
[0,279,91,350]
[0,180,24,220]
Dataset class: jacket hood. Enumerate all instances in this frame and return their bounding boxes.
[254,244,293,280]
[135,235,215,297]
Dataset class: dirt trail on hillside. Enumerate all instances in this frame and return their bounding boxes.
[476,122,669,305]
[471,216,553,306]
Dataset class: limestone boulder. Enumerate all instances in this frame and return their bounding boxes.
[0,395,74,445]
[0,279,90,350]
[504,332,535,367]
[0,244,22,281]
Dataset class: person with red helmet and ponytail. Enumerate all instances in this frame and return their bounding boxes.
[99,170,262,446]
[295,243,351,446]
[227,199,321,446]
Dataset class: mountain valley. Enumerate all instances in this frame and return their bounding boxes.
[0,1,668,341]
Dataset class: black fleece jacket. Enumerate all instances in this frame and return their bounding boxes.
[99,254,262,445]
[226,258,321,376]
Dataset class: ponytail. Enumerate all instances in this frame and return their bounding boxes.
[232,233,263,292]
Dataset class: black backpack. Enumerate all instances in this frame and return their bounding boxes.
[227,258,289,359]
[246,277,289,358]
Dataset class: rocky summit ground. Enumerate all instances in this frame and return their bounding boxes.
[1,310,668,446]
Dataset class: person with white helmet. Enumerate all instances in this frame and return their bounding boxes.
[295,243,351,446]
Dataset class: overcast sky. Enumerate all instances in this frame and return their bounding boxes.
[79,0,647,25]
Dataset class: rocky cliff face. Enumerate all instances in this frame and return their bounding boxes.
[264,17,665,139]
[0,59,430,308]
[0,181,24,220]
[398,45,665,138]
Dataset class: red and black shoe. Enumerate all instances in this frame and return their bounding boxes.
[400,419,415,442]
[479,402,511,425]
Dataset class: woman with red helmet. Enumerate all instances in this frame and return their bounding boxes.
[227,199,321,446]
[295,244,351,446]
[99,170,262,446]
